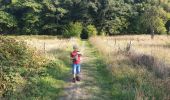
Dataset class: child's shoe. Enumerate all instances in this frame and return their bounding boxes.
[72,78,76,83]
[76,76,80,81]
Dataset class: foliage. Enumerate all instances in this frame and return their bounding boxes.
[138,6,167,34]
[0,36,44,97]
[0,36,69,99]
[1,0,170,35]
[85,25,97,36]
[63,22,83,38]
[0,11,17,34]
[22,12,41,34]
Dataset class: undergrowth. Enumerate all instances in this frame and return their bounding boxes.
[0,36,70,100]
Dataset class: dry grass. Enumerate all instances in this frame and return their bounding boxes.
[14,35,81,60]
[89,35,170,99]
[90,35,170,76]
[8,35,80,50]
[109,35,170,64]
[24,36,79,50]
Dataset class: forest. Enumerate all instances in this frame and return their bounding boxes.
[1,0,170,37]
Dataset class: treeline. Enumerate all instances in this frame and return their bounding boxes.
[1,0,170,36]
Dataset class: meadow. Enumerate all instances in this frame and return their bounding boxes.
[90,35,170,99]
[1,35,170,100]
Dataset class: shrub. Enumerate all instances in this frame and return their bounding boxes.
[98,30,106,36]
[0,36,46,98]
[85,25,97,36]
[0,36,69,99]
[63,22,83,38]
[155,18,167,34]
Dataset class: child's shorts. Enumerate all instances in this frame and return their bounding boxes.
[72,64,81,74]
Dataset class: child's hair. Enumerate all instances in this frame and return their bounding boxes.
[73,45,78,50]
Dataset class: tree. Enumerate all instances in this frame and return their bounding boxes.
[0,11,17,34]
[0,0,170,35]
[41,0,68,35]
[22,13,41,34]
[94,0,131,35]
[138,6,167,34]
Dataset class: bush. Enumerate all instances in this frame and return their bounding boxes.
[0,36,46,98]
[85,25,97,36]
[63,22,83,38]
[0,36,69,99]
[155,18,167,34]
[98,30,106,36]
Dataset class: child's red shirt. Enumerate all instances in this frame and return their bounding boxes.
[71,50,81,64]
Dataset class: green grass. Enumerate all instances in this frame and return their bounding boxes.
[21,49,72,100]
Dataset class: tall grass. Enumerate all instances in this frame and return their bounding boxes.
[89,35,170,99]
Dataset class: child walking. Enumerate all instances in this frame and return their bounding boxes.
[70,45,82,83]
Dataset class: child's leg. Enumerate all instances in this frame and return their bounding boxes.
[76,64,81,81]
[72,64,76,78]
[73,74,76,78]
[76,64,81,75]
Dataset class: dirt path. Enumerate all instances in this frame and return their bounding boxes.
[59,41,112,100]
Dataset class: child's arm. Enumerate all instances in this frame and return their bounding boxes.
[77,51,82,56]
[70,52,74,60]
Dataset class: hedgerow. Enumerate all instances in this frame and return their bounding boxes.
[0,36,65,99]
